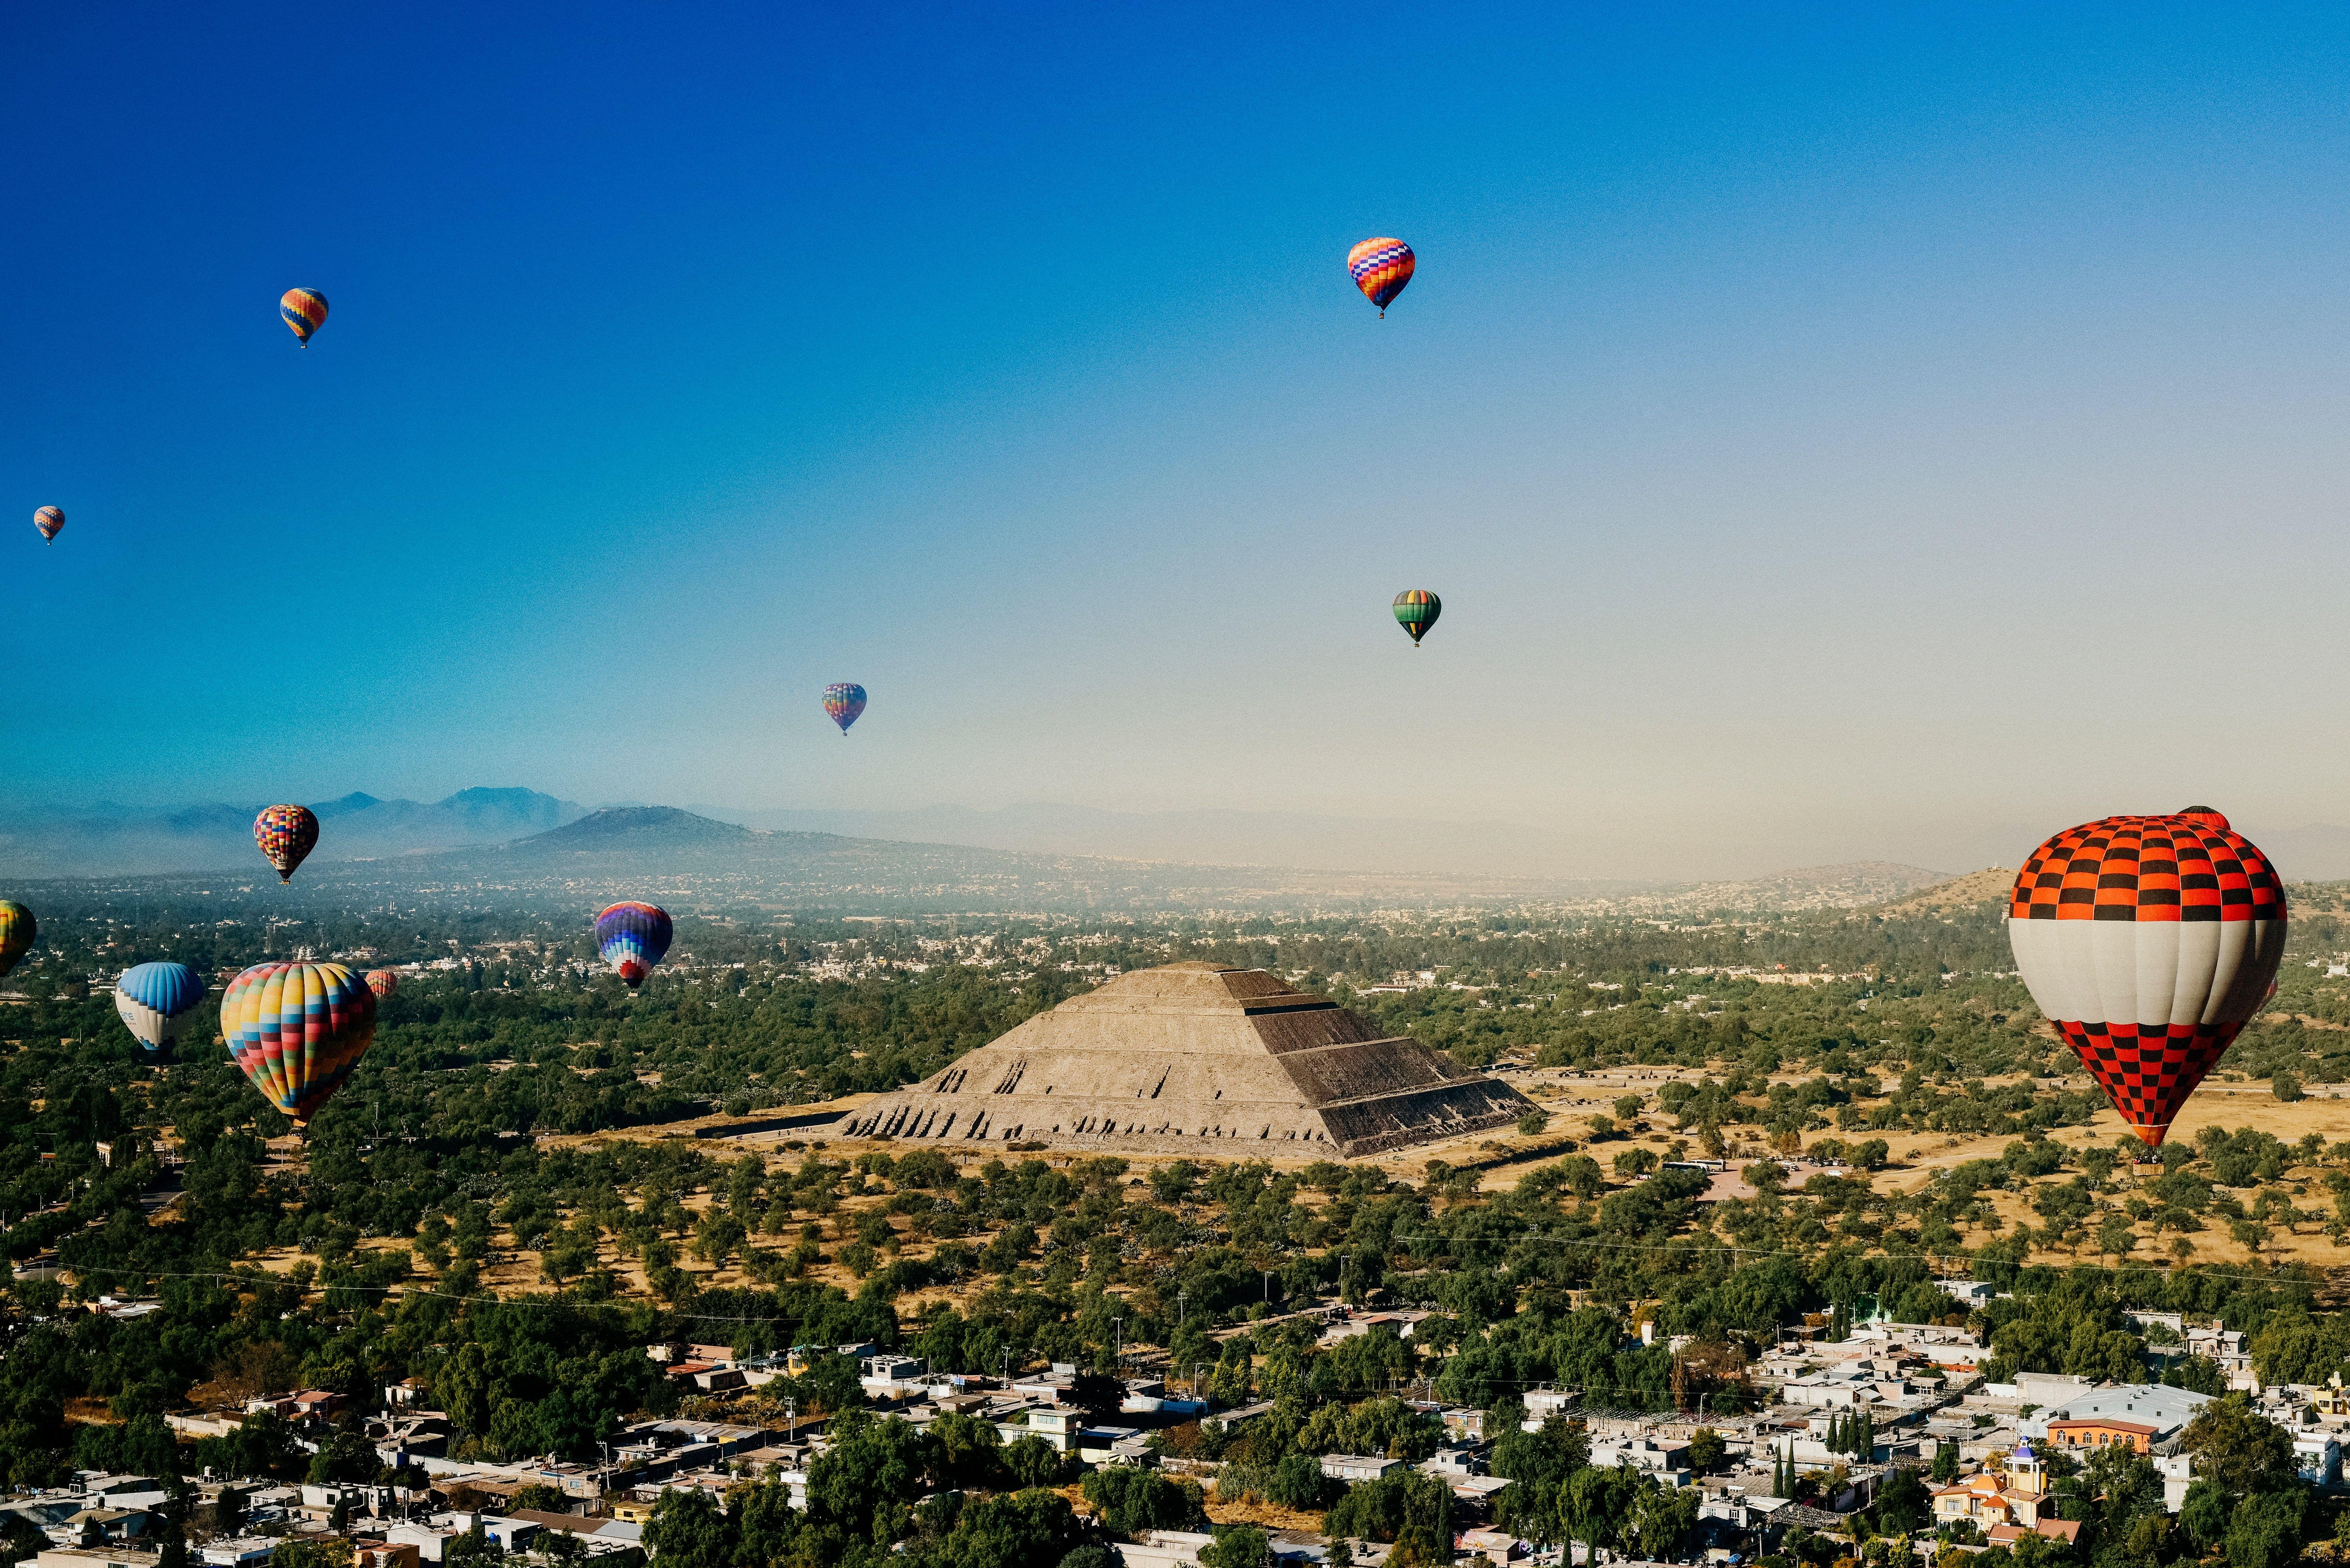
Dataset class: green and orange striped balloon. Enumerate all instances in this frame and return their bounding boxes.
[1392,589,1440,647]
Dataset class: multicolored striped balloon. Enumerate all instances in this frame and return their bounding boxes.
[115,962,207,1053]
[1392,589,1440,646]
[823,683,868,735]
[595,902,673,989]
[221,961,377,1124]
[280,288,329,347]
[365,968,400,1001]
[253,804,320,883]
[0,901,34,979]
[1347,238,1415,316]
[33,507,63,544]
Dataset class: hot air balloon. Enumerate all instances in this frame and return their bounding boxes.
[365,969,399,1001]
[0,901,33,979]
[1347,238,1415,316]
[33,506,63,544]
[221,961,376,1125]
[115,962,206,1053]
[281,289,328,346]
[596,902,673,989]
[2008,807,2287,1147]
[1393,589,1440,647]
[253,804,319,882]
[823,683,868,735]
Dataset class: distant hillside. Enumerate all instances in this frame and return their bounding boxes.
[517,806,755,851]
[1625,860,1957,914]
[0,788,589,877]
[1873,867,2016,915]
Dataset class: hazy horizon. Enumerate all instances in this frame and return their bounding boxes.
[9,5,2350,879]
[19,786,2350,885]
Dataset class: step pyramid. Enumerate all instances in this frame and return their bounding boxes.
[836,961,1534,1158]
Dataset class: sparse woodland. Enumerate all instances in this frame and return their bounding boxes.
[7,886,2350,1567]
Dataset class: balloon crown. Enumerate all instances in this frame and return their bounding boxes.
[2176,806,2230,830]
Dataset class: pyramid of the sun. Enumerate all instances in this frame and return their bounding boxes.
[837,961,1534,1158]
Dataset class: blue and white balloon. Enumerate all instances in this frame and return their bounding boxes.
[115,961,206,1052]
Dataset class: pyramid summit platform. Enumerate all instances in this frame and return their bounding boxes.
[836,961,1535,1157]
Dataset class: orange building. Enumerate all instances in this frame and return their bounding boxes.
[2046,1416,2159,1454]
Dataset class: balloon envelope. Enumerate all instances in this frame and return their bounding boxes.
[2008,807,2287,1147]
[0,901,33,978]
[1392,589,1440,646]
[33,507,62,543]
[222,961,376,1124]
[366,969,399,1001]
[823,683,867,734]
[595,902,673,988]
[254,804,320,882]
[281,288,328,346]
[116,962,206,1052]
[1347,238,1415,315]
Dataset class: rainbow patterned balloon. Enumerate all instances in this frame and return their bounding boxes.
[1392,589,1441,647]
[596,902,673,989]
[33,507,63,544]
[1347,238,1415,316]
[0,901,34,979]
[280,288,328,347]
[823,683,868,735]
[253,804,320,882]
[221,961,377,1124]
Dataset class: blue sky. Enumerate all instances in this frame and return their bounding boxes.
[7,3,2350,878]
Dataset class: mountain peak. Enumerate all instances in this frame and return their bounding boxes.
[438,786,562,809]
[523,806,754,846]
[313,791,383,817]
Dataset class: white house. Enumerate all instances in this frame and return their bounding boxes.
[1322,1454,1407,1483]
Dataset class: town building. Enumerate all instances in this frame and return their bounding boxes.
[2025,1385,2214,1454]
[1931,1439,2049,1530]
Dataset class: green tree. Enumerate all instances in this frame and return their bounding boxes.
[2180,1394,2295,1498]
[1003,1434,1066,1490]
[2223,1489,2305,1568]
[925,1489,1084,1568]
[1200,1524,1270,1568]
[306,1430,380,1485]
[2177,1479,2230,1552]
[1875,1468,1929,1533]
[1079,1468,1206,1541]
[642,1492,730,1568]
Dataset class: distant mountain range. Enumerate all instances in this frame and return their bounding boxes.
[702,802,1648,878]
[0,788,588,877]
[10,788,2350,909]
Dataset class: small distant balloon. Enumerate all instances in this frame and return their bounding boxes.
[33,507,62,544]
[366,969,400,1001]
[1347,238,1415,316]
[1392,589,1440,647]
[115,962,207,1053]
[280,288,329,347]
[253,804,320,883]
[823,683,868,735]
[0,901,34,978]
[595,902,673,989]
